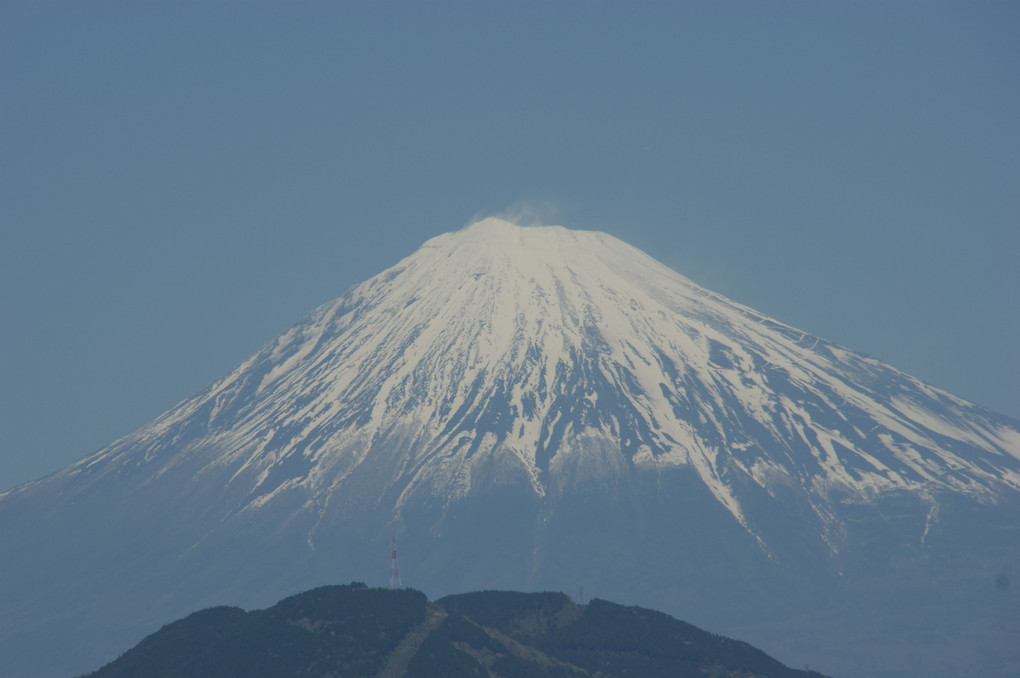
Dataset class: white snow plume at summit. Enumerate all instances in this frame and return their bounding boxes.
[2,218,1018,678]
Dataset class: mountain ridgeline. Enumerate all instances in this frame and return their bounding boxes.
[81,583,829,678]
[2,219,1018,678]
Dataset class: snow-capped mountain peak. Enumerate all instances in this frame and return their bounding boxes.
[61,218,1020,550]
[4,217,1019,678]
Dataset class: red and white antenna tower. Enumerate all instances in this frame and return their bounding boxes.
[389,533,402,590]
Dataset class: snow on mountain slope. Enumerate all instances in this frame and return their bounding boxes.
[50,218,1020,548]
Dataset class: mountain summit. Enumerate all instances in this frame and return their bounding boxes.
[3,218,1019,678]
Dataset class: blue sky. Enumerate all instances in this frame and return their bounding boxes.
[2,1,1017,491]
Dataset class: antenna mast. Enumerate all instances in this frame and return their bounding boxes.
[389,533,402,590]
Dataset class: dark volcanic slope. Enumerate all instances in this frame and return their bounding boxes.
[82,583,828,678]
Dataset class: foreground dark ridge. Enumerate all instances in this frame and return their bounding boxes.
[81,583,829,678]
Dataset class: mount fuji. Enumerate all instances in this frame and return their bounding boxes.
[2,218,1018,678]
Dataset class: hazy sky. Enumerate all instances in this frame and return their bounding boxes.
[2,1,1018,491]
